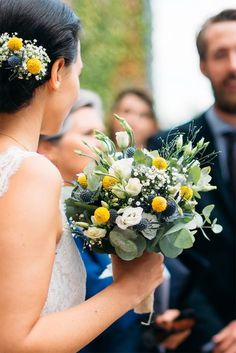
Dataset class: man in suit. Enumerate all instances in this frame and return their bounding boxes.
[149,9,236,353]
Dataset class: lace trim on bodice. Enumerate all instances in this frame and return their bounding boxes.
[0,147,37,197]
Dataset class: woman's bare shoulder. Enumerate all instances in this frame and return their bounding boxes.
[19,153,63,187]
[0,153,63,222]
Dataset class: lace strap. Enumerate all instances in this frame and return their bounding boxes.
[0,147,38,197]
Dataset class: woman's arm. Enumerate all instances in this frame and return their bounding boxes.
[0,156,164,353]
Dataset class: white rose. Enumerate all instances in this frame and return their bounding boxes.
[125,178,142,196]
[84,227,107,239]
[116,206,143,230]
[115,131,130,149]
[109,158,133,179]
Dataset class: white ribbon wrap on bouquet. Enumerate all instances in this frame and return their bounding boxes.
[134,291,154,314]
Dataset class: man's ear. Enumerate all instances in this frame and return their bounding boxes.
[48,58,65,90]
[200,59,209,79]
[38,140,58,162]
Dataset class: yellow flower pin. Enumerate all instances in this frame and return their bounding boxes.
[94,207,110,224]
[152,196,167,213]
[7,37,23,51]
[27,58,42,75]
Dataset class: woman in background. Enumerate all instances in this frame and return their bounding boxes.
[108,88,159,148]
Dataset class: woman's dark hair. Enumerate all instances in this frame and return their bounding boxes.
[0,0,81,113]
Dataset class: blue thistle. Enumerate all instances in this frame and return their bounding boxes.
[133,218,149,231]
[126,147,136,158]
[79,189,94,203]
[8,55,22,67]
[162,200,177,217]
[109,209,118,223]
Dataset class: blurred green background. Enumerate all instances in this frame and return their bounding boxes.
[73,0,152,113]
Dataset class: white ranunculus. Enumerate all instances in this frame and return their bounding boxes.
[84,227,106,239]
[125,178,142,196]
[115,131,130,149]
[116,206,143,230]
[109,158,133,179]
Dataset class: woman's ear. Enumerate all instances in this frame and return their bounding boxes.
[48,58,65,90]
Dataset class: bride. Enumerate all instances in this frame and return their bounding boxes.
[0,0,164,352]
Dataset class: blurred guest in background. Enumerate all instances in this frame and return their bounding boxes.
[149,9,236,353]
[108,88,159,148]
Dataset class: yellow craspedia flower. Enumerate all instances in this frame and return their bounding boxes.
[94,207,110,224]
[77,174,87,188]
[102,176,118,189]
[27,58,42,75]
[7,37,23,51]
[152,196,167,213]
[180,186,193,200]
[152,157,168,170]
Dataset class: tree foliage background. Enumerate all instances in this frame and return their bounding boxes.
[73,0,151,112]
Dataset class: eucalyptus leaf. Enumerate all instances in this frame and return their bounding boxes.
[202,204,214,223]
[172,229,195,249]
[159,236,183,258]
[109,228,138,260]
[164,222,186,236]
[212,223,223,234]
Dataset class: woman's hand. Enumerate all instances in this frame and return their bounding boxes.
[111,252,164,307]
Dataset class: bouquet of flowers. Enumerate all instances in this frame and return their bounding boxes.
[66,115,222,313]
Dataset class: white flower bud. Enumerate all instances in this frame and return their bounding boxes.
[115,131,130,149]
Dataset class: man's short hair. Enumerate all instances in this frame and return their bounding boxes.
[196,9,236,60]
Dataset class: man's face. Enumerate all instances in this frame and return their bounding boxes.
[200,21,236,113]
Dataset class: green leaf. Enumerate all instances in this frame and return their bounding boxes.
[172,229,195,249]
[87,175,100,191]
[188,166,201,184]
[94,165,108,174]
[109,228,138,261]
[193,190,201,199]
[211,223,223,234]
[164,222,186,236]
[159,236,183,258]
[202,204,215,223]
[133,149,152,167]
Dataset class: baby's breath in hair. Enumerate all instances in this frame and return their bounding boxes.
[0,32,50,81]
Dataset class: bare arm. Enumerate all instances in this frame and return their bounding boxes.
[0,156,164,353]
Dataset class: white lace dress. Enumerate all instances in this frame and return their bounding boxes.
[0,147,86,315]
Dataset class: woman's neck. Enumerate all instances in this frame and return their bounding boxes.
[0,96,45,152]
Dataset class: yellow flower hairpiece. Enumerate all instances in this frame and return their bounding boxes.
[0,32,50,81]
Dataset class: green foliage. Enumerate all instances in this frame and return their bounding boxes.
[109,227,146,260]
[73,0,151,111]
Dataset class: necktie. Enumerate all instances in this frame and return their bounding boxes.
[223,131,236,203]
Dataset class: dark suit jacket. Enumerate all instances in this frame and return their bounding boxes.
[148,113,236,350]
